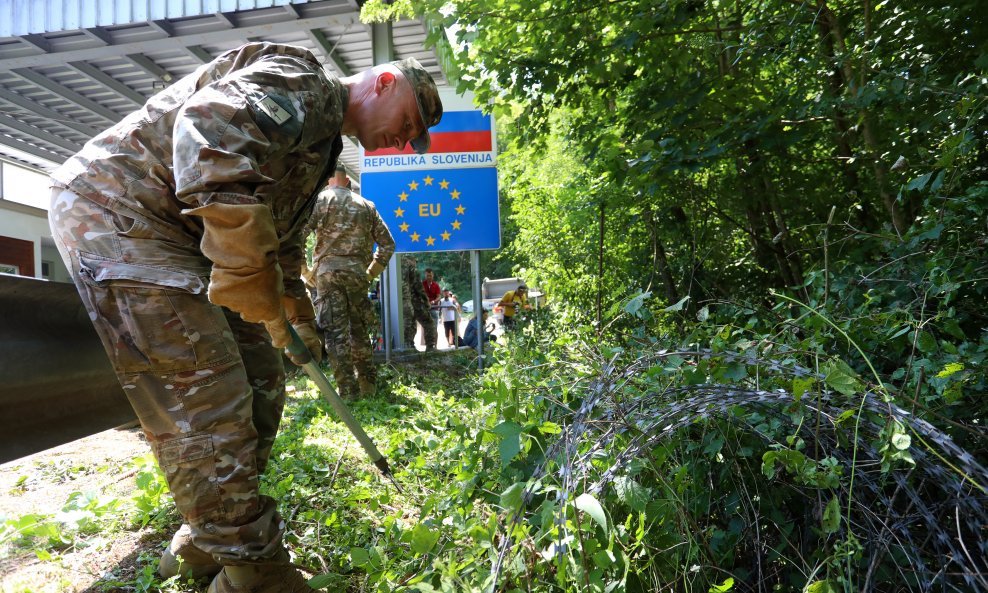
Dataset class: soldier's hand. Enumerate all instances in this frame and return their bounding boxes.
[289,322,323,364]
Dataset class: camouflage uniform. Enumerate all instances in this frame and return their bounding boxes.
[48,43,346,566]
[303,186,395,399]
[401,257,437,350]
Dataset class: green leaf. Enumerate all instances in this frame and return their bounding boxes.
[822,497,841,533]
[891,433,911,450]
[307,574,335,589]
[697,305,710,322]
[709,577,735,593]
[663,296,690,312]
[936,362,964,378]
[574,493,607,532]
[805,580,839,593]
[613,476,649,512]
[410,522,440,555]
[823,360,862,396]
[349,547,370,567]
[915,331,938,353]
[493,421,523,467]
[500,482,526,512]
[792,377,815,401]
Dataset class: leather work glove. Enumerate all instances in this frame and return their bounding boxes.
[183,202,289,348]
[283,295,322,364]
[366,261,386,283]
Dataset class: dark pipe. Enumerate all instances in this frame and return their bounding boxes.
[0,275,134,464]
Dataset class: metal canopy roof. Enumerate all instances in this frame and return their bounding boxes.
[0,0,447,176]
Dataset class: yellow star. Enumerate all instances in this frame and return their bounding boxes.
[408,180,419,191]
[455,205,466,215]
[451,220,462,230]
[423,175,434,186]
[425,235,436,246]
[398,191,409,202]
[410,232,420,242]
[439,179,450,189]
[450,189,461,200]
[394,207,405,218]
[399,222,409,232]
[441,231,451,241]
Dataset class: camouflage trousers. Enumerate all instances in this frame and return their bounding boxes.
[48,188,286,564]
[403,297,436,350]
[313,270,375,399]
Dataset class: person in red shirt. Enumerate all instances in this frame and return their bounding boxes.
[423,268,442,323]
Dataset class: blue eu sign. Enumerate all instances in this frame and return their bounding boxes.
[361,167,500,253]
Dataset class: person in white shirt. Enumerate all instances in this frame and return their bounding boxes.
[439,289,460,348]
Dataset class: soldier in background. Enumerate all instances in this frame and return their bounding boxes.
[304,164,395,399]
[48,42,441,593]
[402,256,437,350]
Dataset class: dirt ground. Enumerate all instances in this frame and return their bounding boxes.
[0,425,166,593]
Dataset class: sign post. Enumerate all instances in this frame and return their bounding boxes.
[361,90,500,355]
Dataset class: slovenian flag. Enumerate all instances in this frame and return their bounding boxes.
[365,111,493,156]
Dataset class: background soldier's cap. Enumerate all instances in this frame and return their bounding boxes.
[391,57,443,154]
[335,162,347,174]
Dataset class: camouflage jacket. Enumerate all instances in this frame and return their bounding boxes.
[303,187,396,277]
[51,42,346,298]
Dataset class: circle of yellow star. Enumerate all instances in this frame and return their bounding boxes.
[394,207,405,218]
[425,236,436,246]
[451,220,461,230]
[439,179,450,189]
[410,232,420,242]
[399,222,409,232]
[408,180,419,191]
[423,175,434,186]
[455,205,466,215]
[450,189,461,200]
[441,231,451,241]
[398,191,409,202]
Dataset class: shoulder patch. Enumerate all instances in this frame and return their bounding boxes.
[254,94,293,125]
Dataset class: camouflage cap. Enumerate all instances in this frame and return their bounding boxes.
[391,57,443,154]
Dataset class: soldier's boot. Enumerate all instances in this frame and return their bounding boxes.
[158,524,222,579]
[206,553,314,593]
[358,376,376,397]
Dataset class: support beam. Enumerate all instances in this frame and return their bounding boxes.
[11,68,122,123]
[67,61,146,106]
[0,13,362,71]
[0,113,83,153]
[18,34,50,53]
[0,88,102,137]
[371,21,395,66]
[184,45,213,64]
[82,27,114,46]
[0,131,65,163]
[126,52,174,83]
[306,28,352,76]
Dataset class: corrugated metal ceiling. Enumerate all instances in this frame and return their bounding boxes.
[0,0,448,178]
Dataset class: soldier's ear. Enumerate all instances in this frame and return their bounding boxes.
[375,71,397,95]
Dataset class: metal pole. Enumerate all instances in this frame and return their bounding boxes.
[381,262,391,363]
[470,249,483,370]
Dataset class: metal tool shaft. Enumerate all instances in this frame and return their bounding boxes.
[285,324,401,491]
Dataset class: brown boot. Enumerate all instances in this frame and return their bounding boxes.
[158,524,222,579]
[206,561,314,593]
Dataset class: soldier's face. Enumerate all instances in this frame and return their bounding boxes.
[358,71,424,152]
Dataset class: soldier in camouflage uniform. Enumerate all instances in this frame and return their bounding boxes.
[303,164,395,400]
[48,42,441,593]
[401,256,438,350]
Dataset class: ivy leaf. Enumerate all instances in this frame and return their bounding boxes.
[307,574,335,589]
[891,433,911,450]
[792,377,815,401]
[708,577,735,593]
[936,362,964,378]
[575,493,608,533]
[806,580,839,593]
[822,497,841,533]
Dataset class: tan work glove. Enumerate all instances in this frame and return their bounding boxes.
[283,295,322,364]
[184,202,290,348]
[366,261,386,282]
